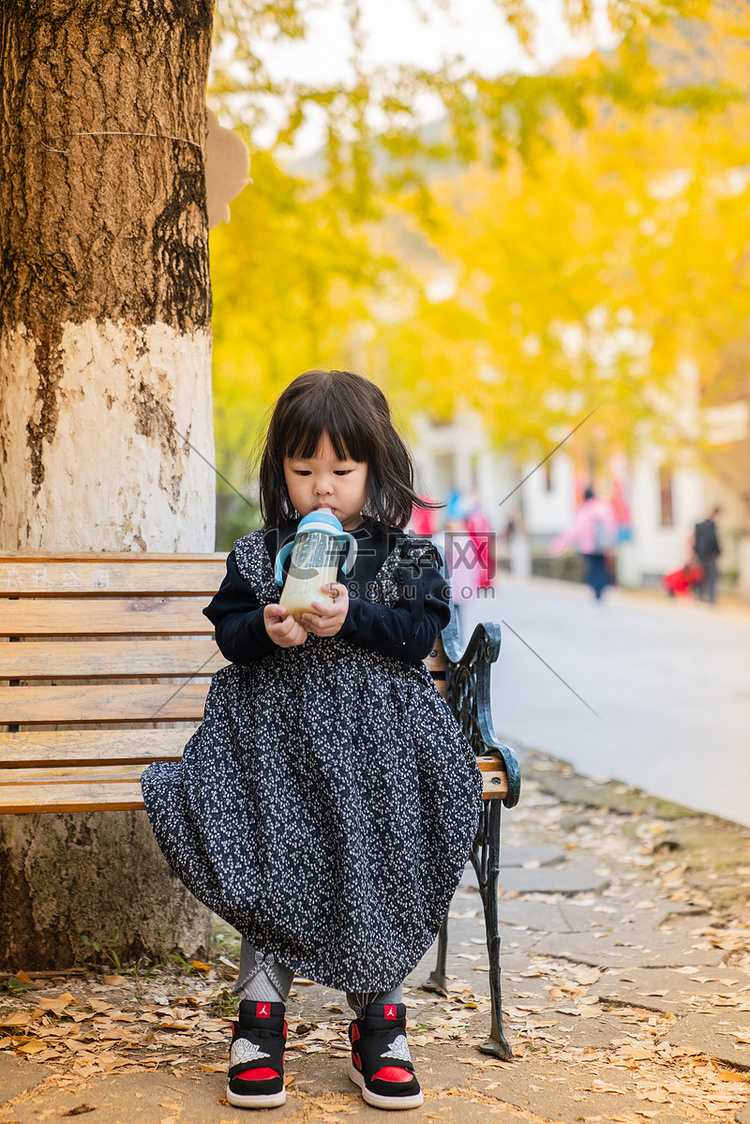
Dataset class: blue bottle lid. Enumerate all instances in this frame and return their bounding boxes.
[274,508,358,585]
[296,509,344,536]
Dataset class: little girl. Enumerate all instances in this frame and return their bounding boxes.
[142,369,483,1111]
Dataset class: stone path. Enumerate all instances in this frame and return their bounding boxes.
[1,751,749,1123]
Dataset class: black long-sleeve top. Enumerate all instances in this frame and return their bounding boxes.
[204,519,451,667]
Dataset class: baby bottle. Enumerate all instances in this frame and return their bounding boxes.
[275,509,358,622]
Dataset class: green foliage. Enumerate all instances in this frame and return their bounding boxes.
[209,986,240,1014]
[75,929,123,971]
[0,975,38,996]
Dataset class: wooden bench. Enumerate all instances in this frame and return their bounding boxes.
[0,551,520,1058]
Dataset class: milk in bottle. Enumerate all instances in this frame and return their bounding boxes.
[275,509,358,622]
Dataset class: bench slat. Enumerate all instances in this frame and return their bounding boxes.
[0,728,191,766]
[477,754,509,800]
[0,764,148,785]
[0,761,506,807]
[0,598,214,637]
[0,640,225,680]
[0,782,146,814]
[0,553,226,561]
[424,644,447,699]
[0,683,210,725]
[0,557,226,596]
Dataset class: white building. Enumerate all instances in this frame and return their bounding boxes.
[411,403,749,592]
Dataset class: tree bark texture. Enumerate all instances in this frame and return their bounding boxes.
[0,813,212,970]
[0,0,216,549]
[0,2,218,968]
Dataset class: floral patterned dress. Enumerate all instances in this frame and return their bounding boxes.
[142,530,482,992]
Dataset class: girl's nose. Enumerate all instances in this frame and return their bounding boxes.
[315,478,333,495]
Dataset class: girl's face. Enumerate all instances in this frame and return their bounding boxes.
[283,432,368,531]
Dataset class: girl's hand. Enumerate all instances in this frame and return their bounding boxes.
[263,603,308,647]
[302,583,349,637]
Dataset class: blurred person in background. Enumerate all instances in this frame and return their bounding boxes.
[442,517,477,643]
[465,490,495,594]
[550,485,618,603]
[504,510,531,579]
[692,507,722,604]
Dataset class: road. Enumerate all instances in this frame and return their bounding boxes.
[460,576,750,828]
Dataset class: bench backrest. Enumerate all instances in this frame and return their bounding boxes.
[0,554,227,757]
[1,553,506,811]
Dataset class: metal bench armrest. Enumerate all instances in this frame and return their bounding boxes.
[444,620,521,809]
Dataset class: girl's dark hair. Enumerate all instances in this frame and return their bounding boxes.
[259,369,435,529]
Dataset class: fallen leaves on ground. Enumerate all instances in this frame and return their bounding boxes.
[2,759,749,1122]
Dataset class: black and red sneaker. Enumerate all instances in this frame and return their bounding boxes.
[348,1002,424,1110]
[226,1000,287,1109]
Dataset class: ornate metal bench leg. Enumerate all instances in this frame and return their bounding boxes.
[479,799,513,1059]
[424,913,449,994]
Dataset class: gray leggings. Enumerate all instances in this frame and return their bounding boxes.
[233,938,403,1017]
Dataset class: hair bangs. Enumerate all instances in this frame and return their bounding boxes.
[283,378,376,465]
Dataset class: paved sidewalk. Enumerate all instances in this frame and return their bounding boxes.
[470,575,750,826]
[1,752,749,1123]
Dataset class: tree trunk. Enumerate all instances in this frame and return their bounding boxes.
[0,0,215,549]
[0,813,213,971]
[0,1,216,968]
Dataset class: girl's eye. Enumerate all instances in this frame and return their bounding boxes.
[295,470,312,476]
[334,470,351,476]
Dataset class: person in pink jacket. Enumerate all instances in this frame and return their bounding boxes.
[550,486,618,601]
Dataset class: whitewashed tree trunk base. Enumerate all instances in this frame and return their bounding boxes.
[0,320,215,552]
